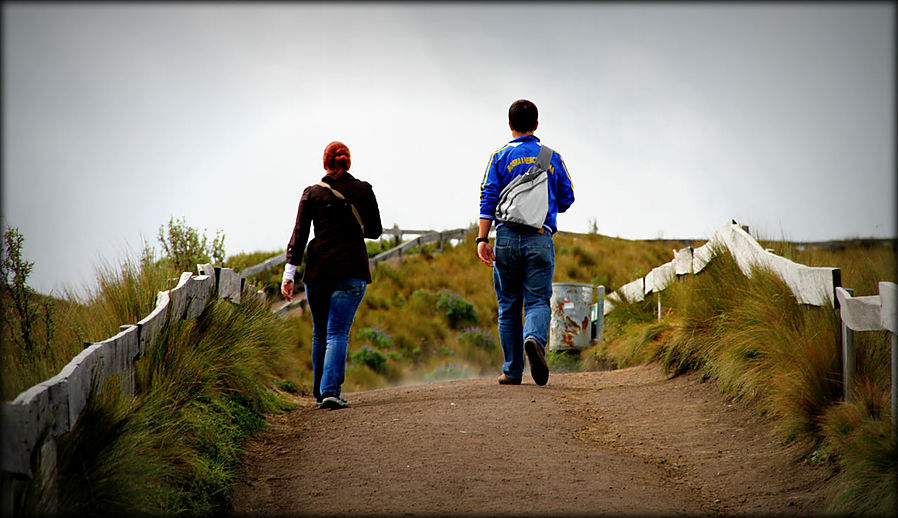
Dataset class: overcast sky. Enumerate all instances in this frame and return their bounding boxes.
[2,2,895,295]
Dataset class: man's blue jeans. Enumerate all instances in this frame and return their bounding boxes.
[492,226,555,379]
[304,278,367,400]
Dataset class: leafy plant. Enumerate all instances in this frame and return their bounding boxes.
[157,216,226,272]
[435,289,478,329]
[1,226,54,354]
[357,326,395,349]
[456,328,496,351]
[350,345,388,374]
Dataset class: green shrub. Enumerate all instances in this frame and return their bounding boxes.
[357,326,395,349]
[435,289,477,329]
[350,346,388,374]
[157,216,226,272]
[1,226,52,355]
[457,328,497,351]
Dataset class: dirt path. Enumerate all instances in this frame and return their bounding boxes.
[230,365,831,516]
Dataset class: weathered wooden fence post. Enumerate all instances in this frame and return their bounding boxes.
[840,287,856,402]
[841,328,856,403]
[878,281,897,438]
[835,285,891,405]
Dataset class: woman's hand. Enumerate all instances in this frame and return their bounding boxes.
[281,279,294,301]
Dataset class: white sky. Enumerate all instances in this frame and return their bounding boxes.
[2,2,895,295]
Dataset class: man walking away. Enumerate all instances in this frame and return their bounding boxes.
[476,99,575,386]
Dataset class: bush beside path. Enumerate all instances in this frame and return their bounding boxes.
[231,365,830,516]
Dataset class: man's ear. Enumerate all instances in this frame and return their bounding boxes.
[533,121,539,132]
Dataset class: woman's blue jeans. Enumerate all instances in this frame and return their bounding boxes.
[304,278,367,400]
[492,226,555,379]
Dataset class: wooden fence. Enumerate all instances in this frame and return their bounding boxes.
[604,220,841,314]
[0,263,267,516]
[601,219,897,435]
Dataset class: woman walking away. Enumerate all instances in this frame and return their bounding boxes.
[281,141,382,409]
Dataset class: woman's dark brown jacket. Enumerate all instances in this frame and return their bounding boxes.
[285,172,383,283]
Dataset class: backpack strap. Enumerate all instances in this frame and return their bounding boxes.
[535,144,553,172]
[315,181,365,234]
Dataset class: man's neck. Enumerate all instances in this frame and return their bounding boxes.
[511,130,535,138]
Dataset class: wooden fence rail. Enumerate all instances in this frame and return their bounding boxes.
[368,229,467,267]
[233,228,470,316]
[605,220,842,314]
[235,228,470,284]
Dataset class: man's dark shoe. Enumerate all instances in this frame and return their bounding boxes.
[318,394,350,410]
[525,337,549,386]
[497,374,522,385]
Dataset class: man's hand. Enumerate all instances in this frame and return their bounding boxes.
[477,241,495,267]
[281,279,294,301]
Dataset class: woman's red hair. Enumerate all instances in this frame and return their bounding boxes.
[323,141,351,175]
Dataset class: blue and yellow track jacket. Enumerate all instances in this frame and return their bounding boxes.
[479,135,574,233]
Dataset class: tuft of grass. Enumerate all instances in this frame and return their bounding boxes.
[2,252,180,400]
[546,349,583,373]
[49,296,294,516]
[820,379,898,515]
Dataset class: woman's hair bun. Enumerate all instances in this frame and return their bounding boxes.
[323,141,351,173]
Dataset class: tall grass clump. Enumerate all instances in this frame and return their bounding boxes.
[2,240,182,399]
[49,295,294,516]
[820,379,897,515]
[3,218,232,399]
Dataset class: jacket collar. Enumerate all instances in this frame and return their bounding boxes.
[510,135,540,144]
[321,171,356,184]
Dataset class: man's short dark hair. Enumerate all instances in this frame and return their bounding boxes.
[508,99,538,133]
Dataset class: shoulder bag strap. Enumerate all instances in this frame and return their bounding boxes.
[315,181,365,234]
[535,144,553,171]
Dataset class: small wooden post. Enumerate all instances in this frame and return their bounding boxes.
[36,437,58,515]
[878,281,897,440]
[891,332,897,440]
[840,287,856,402]
[657,292,662,322]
